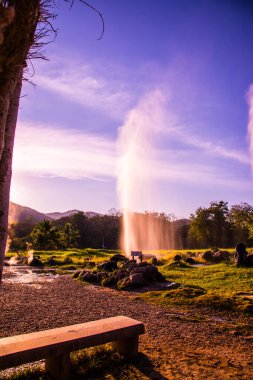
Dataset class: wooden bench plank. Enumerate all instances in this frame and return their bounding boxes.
[0,316,145,371]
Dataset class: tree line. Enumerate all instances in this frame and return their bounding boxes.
[8,201,253,251]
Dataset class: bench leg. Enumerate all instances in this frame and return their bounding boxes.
[45,352,70,380]
[114,335,139,360]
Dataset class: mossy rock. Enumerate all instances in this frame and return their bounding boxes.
[72,270,81,279]
[163,285,206,299]
[63,257,73,264]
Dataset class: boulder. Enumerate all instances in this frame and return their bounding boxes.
[185,257,196,265]
[129,273,145,287]
[151,257,158,265]
[83,260,96,268]
[114,270,128,281]
[109,254,128,263]
[173,254,182,262]
[130,266,148,275]
[202,250,214,262]
[97,271,108,283]
[97,261,117,271]
[102,274,117,287]
[72,270,81,279]
[82,272,97,283]
[214,250,230,262]
[246,254,253,267]
[117,276,131,290]
[78,269,87,279]
[28,257,44,267]
[46,256,58,266]
[63,257,73,264]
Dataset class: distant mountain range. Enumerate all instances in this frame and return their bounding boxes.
[9,202,100,224]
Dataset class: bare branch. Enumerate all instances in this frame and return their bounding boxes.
[65,0,104,40]
[79,0,104,40]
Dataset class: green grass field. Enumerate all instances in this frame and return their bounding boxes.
[6,248,253,313]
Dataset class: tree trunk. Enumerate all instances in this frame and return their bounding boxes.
[0,1,40,284]
[0,78,22,282]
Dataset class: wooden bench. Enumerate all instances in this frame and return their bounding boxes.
[0,316,145,380]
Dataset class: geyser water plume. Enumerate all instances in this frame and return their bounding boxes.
[247,84,253,171]
[117,90,172,256]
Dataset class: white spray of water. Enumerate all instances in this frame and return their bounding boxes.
[247,85,253,170]
[27,250,34,265]
[117,90,169,256]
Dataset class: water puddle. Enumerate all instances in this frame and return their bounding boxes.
[191,263,208,267]
[3,265,59,288]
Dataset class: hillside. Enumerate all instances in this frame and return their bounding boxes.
[9,202,101,224]
[9,202,51,224]
[45,210,81,220]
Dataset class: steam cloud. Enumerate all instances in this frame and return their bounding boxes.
[117,90,172,256]
[248,84,253,172]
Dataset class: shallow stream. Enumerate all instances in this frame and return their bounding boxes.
[3,265,59,289]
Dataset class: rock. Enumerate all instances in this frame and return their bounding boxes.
[173,254,182,262]
[97,261,117,272]
[202,250,214,262]
[129,273,145,286]
[247,254,253,267]
[63,257,73,264]
[185,257,196,265]
[78,269,87,279]
[169,261,189,268]
[97,271,108,283]
[117,276,131,290]
[102,275,117,287]
[83,260,96,268]
[28,257,44,267]
[138,262,149,267]
[46,256,58,266]
[214,250,230,263]
[114,270,128,281]
[151,257,158,265]
[122,262,137,271]
[109,254,128,263]
[72,270,81,279]
[130,266,148,275]
[82,272,97,283]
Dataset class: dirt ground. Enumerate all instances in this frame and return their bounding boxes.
[0,274,253,379]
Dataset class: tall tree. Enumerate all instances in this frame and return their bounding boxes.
[0,1,103,282]
[189,201,230,248]
[31,219,60,250]
[228,202,253,243]
[0,0,45,282]
[63,222,80,248]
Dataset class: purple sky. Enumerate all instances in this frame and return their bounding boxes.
[11,0,253,218]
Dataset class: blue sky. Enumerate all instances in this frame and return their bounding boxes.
[11,0,253,217]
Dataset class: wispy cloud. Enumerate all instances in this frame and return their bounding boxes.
[13,122,116,180]
[172,129,250,165]
[14,77,250,193]
[35,57,134,120]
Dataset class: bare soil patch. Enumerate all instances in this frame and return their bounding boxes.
[0,275,253,379]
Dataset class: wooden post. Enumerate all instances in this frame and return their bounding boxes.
[45,352,71,380]
[114,335,139,360]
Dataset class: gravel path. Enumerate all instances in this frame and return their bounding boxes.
[0,274,253,379]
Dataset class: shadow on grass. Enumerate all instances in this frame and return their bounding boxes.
[0,347,167,380]
[71,346,167,380]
